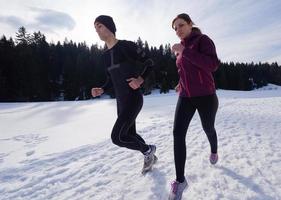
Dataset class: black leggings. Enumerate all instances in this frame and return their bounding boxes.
[173,94,218,182]
[111,90,149,153]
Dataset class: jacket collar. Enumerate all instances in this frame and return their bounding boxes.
[181,29,202,46]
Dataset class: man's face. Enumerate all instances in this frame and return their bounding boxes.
[94,22,112,41]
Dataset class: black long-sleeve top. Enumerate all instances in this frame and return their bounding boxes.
[101,40,154,94]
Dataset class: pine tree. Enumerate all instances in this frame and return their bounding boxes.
[15,27,31,45]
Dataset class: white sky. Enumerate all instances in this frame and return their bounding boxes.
[0,0,281,64]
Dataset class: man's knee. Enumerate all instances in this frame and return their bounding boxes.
[202,125,216,135]
[111,132,121,146]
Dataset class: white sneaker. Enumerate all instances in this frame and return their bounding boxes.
[142,145,156,174]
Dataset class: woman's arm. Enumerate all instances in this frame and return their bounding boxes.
[182,35,219,72]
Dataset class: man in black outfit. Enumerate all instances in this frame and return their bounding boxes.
[91,15,157,174]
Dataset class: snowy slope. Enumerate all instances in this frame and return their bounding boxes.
[0,85,281,200]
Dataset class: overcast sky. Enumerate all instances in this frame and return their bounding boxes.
[1,0,281,64]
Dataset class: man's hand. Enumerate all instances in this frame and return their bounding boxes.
[126,76,144,90]
[91,88,104,97]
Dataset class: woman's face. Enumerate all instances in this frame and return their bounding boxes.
[94,22,112,41]
[173,18,192,40]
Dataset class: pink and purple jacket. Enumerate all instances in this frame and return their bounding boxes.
[176,30,220,97]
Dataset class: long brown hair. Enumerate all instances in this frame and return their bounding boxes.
[172,13,201,33]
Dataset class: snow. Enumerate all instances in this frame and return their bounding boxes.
[0,84,281,200]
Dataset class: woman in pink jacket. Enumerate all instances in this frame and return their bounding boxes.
[168,13,220,200]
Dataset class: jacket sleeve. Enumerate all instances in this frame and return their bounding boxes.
[101,70,113,92]
[124,41,154,80]
[182,35,219,72]
[100,55,113,92]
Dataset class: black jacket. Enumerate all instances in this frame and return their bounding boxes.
[101,40,154,97]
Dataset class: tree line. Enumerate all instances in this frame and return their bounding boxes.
[0,27,280,102]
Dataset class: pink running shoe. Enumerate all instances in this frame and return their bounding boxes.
[210,153,218,165]
[168,179,188,200]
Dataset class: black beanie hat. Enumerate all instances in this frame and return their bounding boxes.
[94,15,116,35]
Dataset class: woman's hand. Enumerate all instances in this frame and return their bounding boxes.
[175,83,181,93]
[126,76,144,90]
[172,43,185,56]
[91,88,104,97]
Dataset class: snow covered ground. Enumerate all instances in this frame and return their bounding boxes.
[0,84,281,200]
